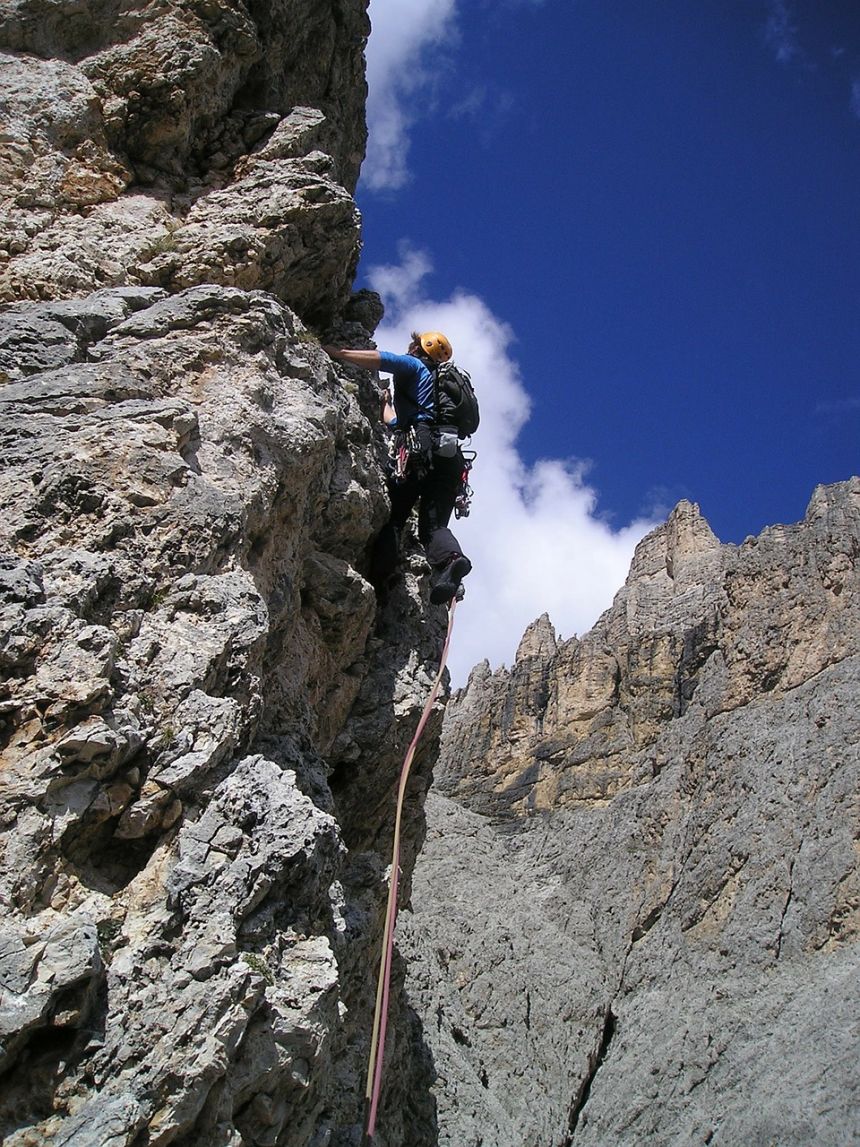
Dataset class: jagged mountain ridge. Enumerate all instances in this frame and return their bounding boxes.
[401,484,860,1145]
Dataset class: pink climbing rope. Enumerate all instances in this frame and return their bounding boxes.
[363,598,459,1142]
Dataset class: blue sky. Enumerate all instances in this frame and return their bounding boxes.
[356,1,860,683]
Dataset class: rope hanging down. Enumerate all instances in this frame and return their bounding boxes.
[362,598,459,1143]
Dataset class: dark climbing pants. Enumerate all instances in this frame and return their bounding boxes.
[371,449,467,585]
[390,450,464,564]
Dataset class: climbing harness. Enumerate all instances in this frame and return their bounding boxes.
[389,425,433,483]
[362,598,459,1143]
[454,450,476,519]
[389,430,477,522]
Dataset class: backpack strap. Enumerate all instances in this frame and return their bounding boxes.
[432,364,459,432]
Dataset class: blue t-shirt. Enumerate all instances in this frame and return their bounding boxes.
[377,351,435,427]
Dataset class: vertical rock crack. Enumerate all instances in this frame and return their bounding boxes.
[564,1004,617,1142]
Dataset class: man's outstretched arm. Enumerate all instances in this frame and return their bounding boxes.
[323,346,382,370]
[324,346,395,422]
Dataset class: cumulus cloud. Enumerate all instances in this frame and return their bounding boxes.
[363,0,539,190]
[366,248,658,686]
[763,0,800,65]
[363,0,460,191]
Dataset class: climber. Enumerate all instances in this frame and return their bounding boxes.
[324,331,472,605]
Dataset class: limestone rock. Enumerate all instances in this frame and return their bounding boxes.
[0,1,367,187]
[515,611,558,662]
[0,287,167,381]
[403,482,860,1146]
[135,149,362,325]
[5,1,858,1143]
[0,278,454,1145]
[437,492,859,815]
[0,915,103,1073]
[0,0,369,316]
[0,5,466,1143]
[0,53,131,212]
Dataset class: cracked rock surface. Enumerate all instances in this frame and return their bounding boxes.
[0,2,460,1138]
[0,1,367,320]
[402,484,860,1146]
[0,278,455,1146]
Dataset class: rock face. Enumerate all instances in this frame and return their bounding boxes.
[0,1,367,319]
[0,279,456,1145]
[3,3,859,1145]
[0,5,454,1145]
[401,485,860,1145]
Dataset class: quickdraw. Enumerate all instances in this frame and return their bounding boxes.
[389,426,430,483]
[393,434,410,482]
[454,450,476,519]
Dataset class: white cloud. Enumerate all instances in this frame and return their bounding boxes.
[367,247,658,686]
[364,0,460,191]
[363,0,544,190]
[361,241,432,310]
[764,0,800,65]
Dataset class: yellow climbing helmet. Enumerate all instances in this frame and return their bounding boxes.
[419,330,453,363]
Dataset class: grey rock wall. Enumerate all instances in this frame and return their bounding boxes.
[0,4,457,1144]
[0,0,367,319]
[0,277,453,1146]
[402,483,860,1146]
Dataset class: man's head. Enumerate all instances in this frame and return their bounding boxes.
[409,330,453,364]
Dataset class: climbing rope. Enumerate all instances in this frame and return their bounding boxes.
[362,597,459,1143]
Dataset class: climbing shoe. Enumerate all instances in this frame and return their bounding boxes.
[429,554,472,605]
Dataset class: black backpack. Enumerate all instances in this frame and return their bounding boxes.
[434,363,480,438]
